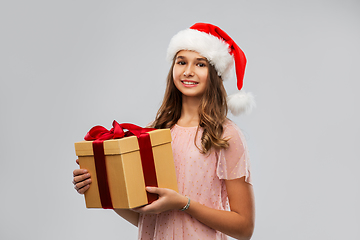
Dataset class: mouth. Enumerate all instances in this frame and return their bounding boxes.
[181,80,199,86]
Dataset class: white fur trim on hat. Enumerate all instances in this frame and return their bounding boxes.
[227,91,256,116]
[166,29,234,80]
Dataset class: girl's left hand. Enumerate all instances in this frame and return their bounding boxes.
[132,187,188,214]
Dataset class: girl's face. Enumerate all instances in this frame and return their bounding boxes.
[173,50,209,99]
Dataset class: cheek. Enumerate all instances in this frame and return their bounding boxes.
[173,66,185,85]
[199,70,209,82]
[172,67,181,88]
[172,65,182,78]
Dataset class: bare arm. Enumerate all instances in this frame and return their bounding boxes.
[113,209,139,227]
[185,177,255,240]
[133,176,255,240]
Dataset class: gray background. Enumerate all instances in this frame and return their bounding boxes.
[1,0,359,239]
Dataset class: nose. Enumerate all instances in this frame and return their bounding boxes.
[183,64,194,77]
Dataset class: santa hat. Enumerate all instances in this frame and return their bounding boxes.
[167,22,255,115]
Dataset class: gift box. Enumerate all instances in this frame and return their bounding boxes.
[74,121,179,209]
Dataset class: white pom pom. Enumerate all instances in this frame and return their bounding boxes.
[227,91,256,116]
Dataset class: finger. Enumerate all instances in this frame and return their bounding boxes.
[73,181,91,191]
[73,172,91,185]
[130,206,143,213]
[132,200,163,214]
[77,184,90,194]
[74,178,92,191]
[131,204,153,213]
[76,159,79,165]
[145,186,160,194]
[73,168,88,177]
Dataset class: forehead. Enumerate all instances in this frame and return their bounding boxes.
[176,50,207,60]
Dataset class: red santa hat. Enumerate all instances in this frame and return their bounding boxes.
[167,23,255,115]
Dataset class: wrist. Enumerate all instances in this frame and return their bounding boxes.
[179,196,190,211]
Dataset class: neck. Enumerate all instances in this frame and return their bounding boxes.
[177,95,201,127]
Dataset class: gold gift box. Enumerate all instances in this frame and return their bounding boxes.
[74,129,178,209]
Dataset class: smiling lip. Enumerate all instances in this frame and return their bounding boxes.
[181,80,199,87]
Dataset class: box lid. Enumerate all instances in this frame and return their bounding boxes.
[75,128,171,156]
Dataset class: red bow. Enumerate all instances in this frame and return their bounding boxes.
[85,120,155,141]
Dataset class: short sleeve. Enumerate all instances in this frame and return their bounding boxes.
[216,121,252,184]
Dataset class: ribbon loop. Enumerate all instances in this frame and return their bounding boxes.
[119,123,155,138]
[84,121,126,141]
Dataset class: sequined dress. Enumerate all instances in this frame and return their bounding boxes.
[138,120,252,240]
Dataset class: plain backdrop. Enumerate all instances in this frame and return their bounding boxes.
[1,1,359,239]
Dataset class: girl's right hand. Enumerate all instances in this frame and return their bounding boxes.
[73,159,92,194]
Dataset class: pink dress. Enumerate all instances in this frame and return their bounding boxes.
[138,120,252,240]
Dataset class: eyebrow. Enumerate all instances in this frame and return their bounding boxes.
[176,56,207,61]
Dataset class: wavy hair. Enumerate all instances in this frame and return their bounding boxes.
[151,58,229,154]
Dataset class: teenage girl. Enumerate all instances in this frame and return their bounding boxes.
[73,23,255,240]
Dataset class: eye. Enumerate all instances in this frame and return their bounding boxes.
[197,62,207,67]
[176,60,186,65]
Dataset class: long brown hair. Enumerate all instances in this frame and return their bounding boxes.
[151,57,229,154]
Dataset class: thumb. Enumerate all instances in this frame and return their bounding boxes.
[145,186,159,193]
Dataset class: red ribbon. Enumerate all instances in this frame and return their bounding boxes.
[84,121,158,209]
